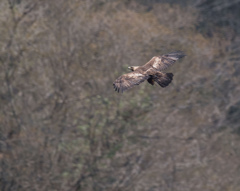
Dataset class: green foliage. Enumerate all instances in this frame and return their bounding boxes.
[107,143,123,158]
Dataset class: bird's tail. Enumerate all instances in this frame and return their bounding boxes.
[153,72,173,87]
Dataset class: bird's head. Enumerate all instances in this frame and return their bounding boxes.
[128,66,139,71]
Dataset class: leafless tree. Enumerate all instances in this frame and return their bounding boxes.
[0,0,240,191]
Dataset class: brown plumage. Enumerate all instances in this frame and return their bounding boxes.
[113,51,185,93]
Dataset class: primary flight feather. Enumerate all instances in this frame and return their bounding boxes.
[113,51,185,93]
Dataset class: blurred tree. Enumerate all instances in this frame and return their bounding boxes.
[0,0,240,191]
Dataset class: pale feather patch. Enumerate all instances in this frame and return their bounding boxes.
[152,57,161,68]
[128,72,144,77]
[169,56,178,61]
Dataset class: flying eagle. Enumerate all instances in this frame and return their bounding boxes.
[113,51,185,93]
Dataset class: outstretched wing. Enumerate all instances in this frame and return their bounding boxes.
[145,51,185,71]
[113,71,148,93]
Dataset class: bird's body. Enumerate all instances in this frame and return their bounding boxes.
[113,51,185,93]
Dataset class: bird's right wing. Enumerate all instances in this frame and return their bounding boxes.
[113,71,148,93]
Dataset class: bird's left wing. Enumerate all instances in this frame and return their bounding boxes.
[144,51,185,71]
[113,71,148,93]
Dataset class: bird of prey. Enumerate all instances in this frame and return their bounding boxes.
[113,51,185,93]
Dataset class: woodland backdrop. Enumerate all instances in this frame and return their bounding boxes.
[1,0,240,191]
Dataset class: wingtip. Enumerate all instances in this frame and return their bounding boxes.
[113,83,118,92]
[165,51,186,60]
[172,51,186,57]
[113,84,120,93]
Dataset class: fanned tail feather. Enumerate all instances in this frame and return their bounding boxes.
[153,73,173,87]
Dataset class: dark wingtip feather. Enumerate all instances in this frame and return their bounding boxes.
[113,83,118,92]
[167,51,186,59]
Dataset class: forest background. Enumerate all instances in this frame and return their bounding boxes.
[1,0,240,190]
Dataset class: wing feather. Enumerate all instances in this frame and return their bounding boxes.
[113,71,148,93]
[145,51,185,71]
